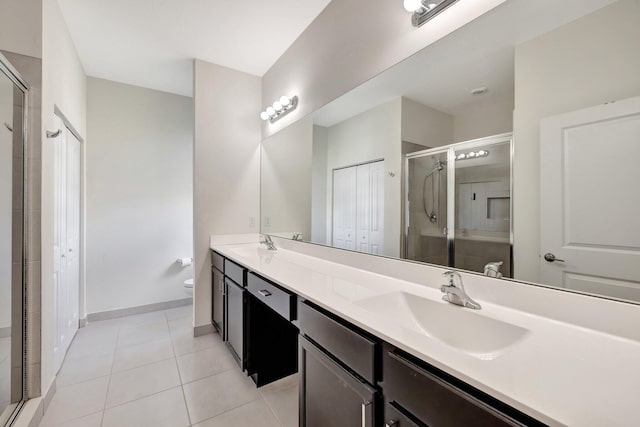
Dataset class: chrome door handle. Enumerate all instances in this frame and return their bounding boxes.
[258,289,272,297]
[544,252,565,263]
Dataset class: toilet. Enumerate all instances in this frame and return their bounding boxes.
[184,278,194,296]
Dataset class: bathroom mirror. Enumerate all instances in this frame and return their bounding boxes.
[260,0,640,304]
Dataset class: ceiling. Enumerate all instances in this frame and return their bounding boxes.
[58,0,332,96]
[312,0,616,127]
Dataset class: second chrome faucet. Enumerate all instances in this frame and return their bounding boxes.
[440,270,481,310]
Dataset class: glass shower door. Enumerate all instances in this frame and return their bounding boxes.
[0,57,26,426]
[453,140,512,278]
[405,151,449,265]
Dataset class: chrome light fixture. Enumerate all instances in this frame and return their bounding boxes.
[260,95,299,123]
[403,0,459,28]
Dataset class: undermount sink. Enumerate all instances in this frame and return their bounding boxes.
[354,292,529,359]
[228,245,275,258]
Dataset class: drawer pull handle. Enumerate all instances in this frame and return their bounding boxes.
[258,289,272,297]
[362,400,372,427]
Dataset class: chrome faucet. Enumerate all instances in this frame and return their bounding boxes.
[440,271,481,310]
[260,235,277,251]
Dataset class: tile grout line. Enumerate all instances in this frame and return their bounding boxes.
[100,323,121,427]
[167,311,193,427]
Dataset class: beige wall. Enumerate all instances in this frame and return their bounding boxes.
[401,97,454,147]
[325,98,402,257]
[85,77,193,315]
[311,125,328,245]
[193,60,261,329]
[513,0,640,282]
[261,116,313,240]
[453,92,513,143]
[0,0,42,58]
[40,0,86,397]
[261,0,506,139]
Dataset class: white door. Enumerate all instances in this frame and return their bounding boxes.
[540,96,640,302]
[53,119,81,372]
[355,161,384,254]
[333,161,384,254]
[332,167,357,250]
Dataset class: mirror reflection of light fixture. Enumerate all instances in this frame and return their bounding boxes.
[404,0,460,28]
[456,150,490,161]
[261,95,299,123]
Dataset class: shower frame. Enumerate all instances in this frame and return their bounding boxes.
[0,52,29,426]
[403,133,514,274]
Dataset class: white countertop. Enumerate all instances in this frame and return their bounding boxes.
[211,241,640,427]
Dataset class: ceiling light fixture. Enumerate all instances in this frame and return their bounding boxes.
[261,95,298,123]
[404,0,460,28]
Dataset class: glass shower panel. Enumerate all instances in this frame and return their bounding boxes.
[406,151,449,265]
[0,63,25,425]
[453,141,511,278]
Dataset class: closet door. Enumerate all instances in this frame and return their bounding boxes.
[356,161,384,255]
[367,161,384,255]
[332,167,357,250]
[53,121,81,373]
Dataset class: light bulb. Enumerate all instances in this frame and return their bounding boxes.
[427,3,436,9]
[266,107,275,116]
[403,0,423,13]
[280,96,291,107]
[468,152,476,157]
[457,153,466,160]
[477,150,487,156]
[273,101,283,111]
[260,111,270,121]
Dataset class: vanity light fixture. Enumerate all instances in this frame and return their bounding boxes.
[260,95,299,123]
[456,150,489,161]
[403,0,459,28]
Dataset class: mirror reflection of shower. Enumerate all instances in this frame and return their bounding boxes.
[423,159,445,224]
[404,135,512,278]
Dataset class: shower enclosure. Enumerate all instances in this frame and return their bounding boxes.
[0,54,27,426]
[405,134,512,278]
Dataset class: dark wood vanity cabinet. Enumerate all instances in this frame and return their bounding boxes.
[246,273,298,386]
[382,344,546,427]
[211,260,224,335]
[298,300,381,427]
[223,258,247,370]
[211,252,547,426]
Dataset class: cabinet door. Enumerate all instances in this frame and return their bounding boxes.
[225,278,245,370]
[300,336,377,427]
[211,267,224,335]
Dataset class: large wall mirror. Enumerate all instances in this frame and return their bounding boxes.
[261,0,640,304]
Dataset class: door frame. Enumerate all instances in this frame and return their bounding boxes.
[403,133,514,272]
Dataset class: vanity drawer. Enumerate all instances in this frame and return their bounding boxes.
[299,301,378,385]
[383,346,530,427]
[212,251,224,273]
[247,273,295,321]
[224,259,246,287]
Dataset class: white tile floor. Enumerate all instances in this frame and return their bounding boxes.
[39,305,298,427]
